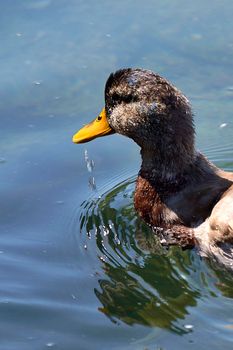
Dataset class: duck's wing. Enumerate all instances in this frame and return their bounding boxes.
[194,185,233,269]
[208,184,233,244]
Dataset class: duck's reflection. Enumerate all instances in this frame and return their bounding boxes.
[79,179,233,333]
[94,224,198,333]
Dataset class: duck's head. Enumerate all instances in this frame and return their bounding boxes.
[73,68,195,171]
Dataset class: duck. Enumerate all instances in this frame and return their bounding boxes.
[72,68,233,267]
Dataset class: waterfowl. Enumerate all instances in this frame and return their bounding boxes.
[73,68,233,266]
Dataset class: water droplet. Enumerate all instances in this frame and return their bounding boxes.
[46,342,55,347]
[102,226,109,236]
[88,176,96,190]
[84,150,94,172]
[219,123,227,128]
[86,160,94,172]
[184,324,194,330]
[84,149,88,162]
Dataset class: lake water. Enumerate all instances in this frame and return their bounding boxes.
[1,0,233,349]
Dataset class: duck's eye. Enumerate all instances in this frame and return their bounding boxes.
[96,115,102,121]
[122,94,133,104]
[112,93,121,103]
[112,93,134,105]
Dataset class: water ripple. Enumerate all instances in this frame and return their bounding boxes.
[69,169,233,339]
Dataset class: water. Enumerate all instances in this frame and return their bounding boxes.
[1,0,233,349]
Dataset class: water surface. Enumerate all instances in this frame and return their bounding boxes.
[1,1,233,349]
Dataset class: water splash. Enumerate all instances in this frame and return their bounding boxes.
[84,149,96,190]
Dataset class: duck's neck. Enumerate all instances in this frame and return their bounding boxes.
[140,146,197,185]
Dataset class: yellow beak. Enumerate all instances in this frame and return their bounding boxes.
[72,108,115,144]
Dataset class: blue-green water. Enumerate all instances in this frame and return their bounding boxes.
[1,1,233,349]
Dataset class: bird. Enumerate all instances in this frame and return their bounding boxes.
[72,68,233,267]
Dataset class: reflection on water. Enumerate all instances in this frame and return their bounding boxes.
[78,175,233,340]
